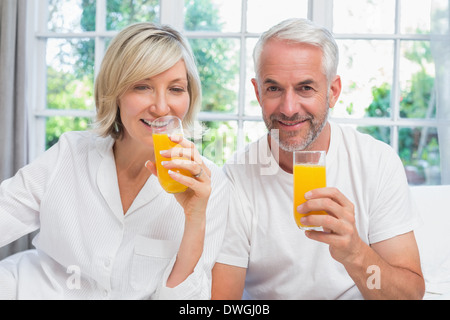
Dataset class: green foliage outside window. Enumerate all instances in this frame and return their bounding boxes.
[46,1,439,181]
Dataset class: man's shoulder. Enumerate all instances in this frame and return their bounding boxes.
[333,122,396,157]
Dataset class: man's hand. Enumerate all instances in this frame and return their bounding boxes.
[298,187,365,265]
[297,187,425,299]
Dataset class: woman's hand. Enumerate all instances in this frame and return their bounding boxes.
[145,134,211,221]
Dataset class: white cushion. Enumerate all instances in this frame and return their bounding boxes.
[410,185,450,297]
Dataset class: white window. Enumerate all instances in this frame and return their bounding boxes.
[28,0,443,185]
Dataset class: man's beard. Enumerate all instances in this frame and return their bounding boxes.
[263,105,329,152]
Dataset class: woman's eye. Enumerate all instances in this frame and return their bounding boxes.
[134,85,149,91]
[170,87,187,94]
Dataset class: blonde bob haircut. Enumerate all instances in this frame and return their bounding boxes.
[94,22,202,140]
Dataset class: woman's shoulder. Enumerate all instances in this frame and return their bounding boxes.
[55,131,113,155]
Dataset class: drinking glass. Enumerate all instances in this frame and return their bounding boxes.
[293,151,327,231]
[152,116,191,193]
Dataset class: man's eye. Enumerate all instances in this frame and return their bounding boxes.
[299,86,316,96]
[267,86,279,92]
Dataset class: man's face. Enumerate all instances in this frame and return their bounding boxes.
[252,39,340,152]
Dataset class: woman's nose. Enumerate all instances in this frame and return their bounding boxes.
[150,92,170,116]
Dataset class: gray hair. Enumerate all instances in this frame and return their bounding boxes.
[253,18,339,83]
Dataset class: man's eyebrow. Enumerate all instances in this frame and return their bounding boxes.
[263,78,279,85]
[262,78,317,86]
[297,79,316,86]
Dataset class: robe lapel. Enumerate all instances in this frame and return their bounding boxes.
[96,139,124,220]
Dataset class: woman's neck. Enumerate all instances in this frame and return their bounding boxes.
[113,137,155,179]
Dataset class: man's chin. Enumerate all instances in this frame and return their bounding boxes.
[269,133,310,152]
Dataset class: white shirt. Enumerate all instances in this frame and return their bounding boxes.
[0,131,229,300]
[217,122,418,300]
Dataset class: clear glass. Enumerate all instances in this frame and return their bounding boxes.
[184,0,241,32]
[399,127,441,185]
[195,121,238,166]
[293,151,327,231]
[247,0,308,33]
[333,0,395,34]
[46,116,92,149]
[188,38,240,113]
[48,0,96,32]
[400,0,432,34]
[46,38,95,111]
[399,41,436,119]
[333,40,394,118]
[106,0,160,31]
[152,116,190,194]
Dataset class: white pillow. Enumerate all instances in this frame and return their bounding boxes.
[410,185,450,296]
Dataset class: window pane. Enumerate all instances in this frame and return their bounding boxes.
[400,127,441,185]
[46,117,93,150]
[333,0,395,34]
[195,121,237,166]
[106,0,160,31]
[400,0,432,34]
[334,40,394,118]
[184,0,241,32]
[189,38,240,113]
[247,0,308,33]
[357,126,391,145]
[245,38,260,116]
[399,41,435,119]
[47,39,95,111]
[48,0,96,32]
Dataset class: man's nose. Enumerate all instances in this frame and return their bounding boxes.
[279,89,299,118]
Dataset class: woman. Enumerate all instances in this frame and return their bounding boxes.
[0,23,229,299]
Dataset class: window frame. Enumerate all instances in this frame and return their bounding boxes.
[27,0,448,184]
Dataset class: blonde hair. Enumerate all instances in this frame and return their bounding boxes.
[94,23,202,139]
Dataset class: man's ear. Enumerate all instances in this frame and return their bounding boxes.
[251,78,262,107]
[328,75,342,109]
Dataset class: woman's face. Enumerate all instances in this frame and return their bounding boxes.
[118,59,190,149]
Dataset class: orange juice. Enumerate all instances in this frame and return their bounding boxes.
[293,164,327,229]
[153,133,191,193]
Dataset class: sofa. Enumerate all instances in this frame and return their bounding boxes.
[411,185,450,299]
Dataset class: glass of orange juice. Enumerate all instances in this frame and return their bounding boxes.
[293,151,327,231]
[151,116,192,194]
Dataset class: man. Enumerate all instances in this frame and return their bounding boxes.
[212,18,424,300]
